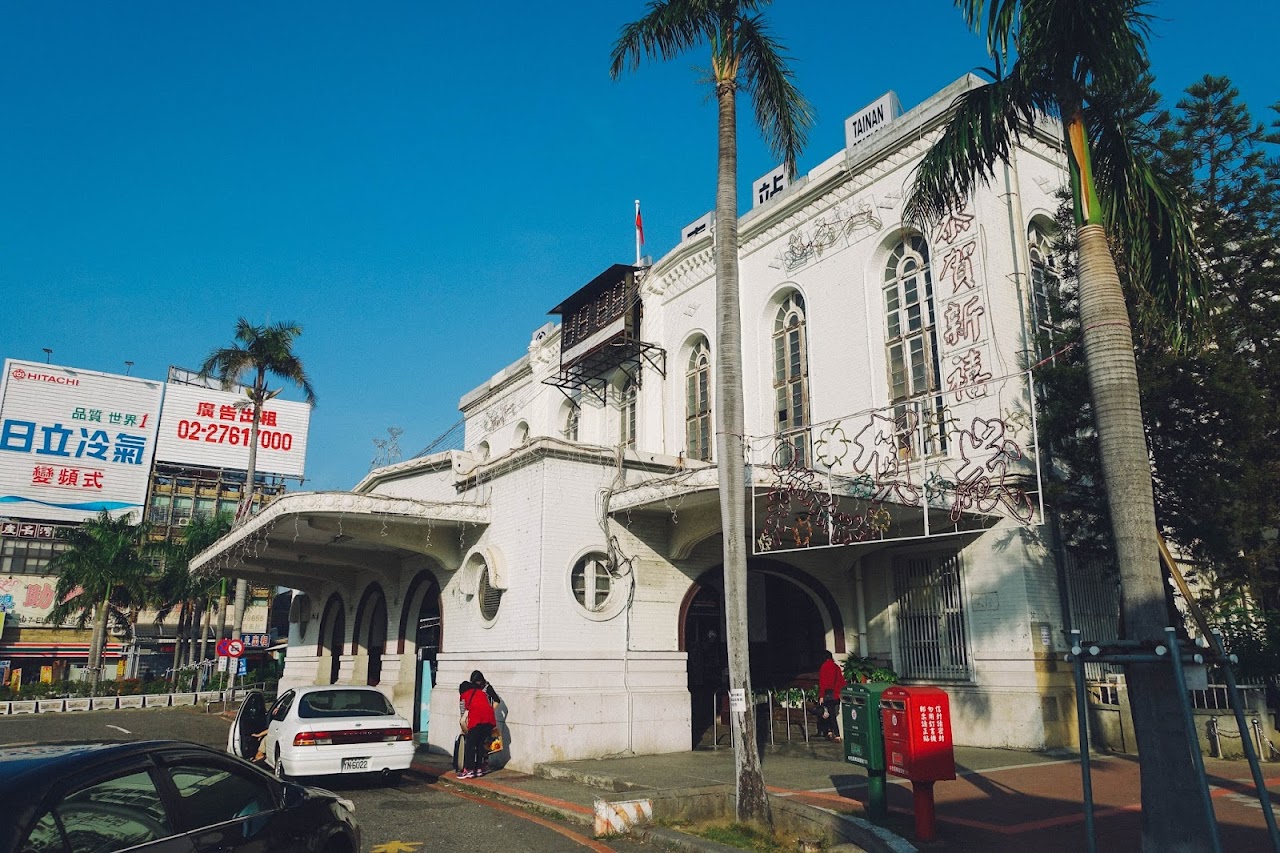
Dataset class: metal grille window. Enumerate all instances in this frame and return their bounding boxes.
[620,379,637,448]
[478,566,502,622]
[571,553,612,611]
[893,552,970,680]
[772,292,810,466]
[1029,224,1061,351]
[685,338,712,462]
[884,236,947,457]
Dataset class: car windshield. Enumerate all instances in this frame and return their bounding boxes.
[298,689,396,718]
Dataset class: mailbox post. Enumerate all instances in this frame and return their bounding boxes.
[842,681,893,819]
[880,685,955,842]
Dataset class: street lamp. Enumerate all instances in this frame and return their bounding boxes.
[41,348,52,364]
[124,361,134,376]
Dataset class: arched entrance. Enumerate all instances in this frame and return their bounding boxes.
[398,570,443,736]
[316,593,346,685]
[353,584,388,687]
[679,560,844,747]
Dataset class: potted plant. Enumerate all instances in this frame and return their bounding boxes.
[843,655,898,684]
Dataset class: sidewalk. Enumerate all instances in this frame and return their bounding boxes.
[413,739,1278,851]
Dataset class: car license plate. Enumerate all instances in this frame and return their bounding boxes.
[341,757,370,772]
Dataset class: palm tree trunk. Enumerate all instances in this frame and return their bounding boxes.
[1075,222,1217,849]
[197,597,212,690]
[217,580,228,641]
[170,606,184,685]
[87,589,111,693]
[713,79,770,826]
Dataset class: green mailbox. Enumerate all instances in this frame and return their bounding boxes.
[842,681,893,820]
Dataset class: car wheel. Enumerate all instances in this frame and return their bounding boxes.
[273,746,289,781]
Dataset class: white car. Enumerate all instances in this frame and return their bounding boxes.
[228,686,415,783]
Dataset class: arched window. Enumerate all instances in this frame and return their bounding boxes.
[571,553,612,612]
[685,338,712,462]
[772,292,810,466]
[884,236,946,455]
[1029,223,1061,348]
[562,398,580,442]
[619,378,637,448]
[514,420,529,446]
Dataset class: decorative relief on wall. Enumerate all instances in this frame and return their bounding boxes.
[770,196,884,272]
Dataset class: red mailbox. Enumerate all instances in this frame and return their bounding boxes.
[880,685,956,782]
[879,685,955,842]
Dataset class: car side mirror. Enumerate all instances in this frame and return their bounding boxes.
[282,782,308,809]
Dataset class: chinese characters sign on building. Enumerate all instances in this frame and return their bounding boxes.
[0,360,162,523]
[752,372,1042,554]
[153,383,311,478]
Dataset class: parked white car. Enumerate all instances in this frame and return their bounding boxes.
[228,686,415,783]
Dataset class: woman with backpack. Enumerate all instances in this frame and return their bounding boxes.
[457,679,497,779]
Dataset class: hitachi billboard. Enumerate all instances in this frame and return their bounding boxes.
[0,359,163,523]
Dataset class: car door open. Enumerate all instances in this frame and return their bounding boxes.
[227,691,268,760]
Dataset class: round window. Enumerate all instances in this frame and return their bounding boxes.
[478,566,502,622]
[571,553,612,612]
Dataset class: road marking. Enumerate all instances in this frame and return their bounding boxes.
[370,843,423,853]
[444,786,615,852]
[106,725,132,734]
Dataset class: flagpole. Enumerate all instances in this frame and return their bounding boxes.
[635,199,642,266]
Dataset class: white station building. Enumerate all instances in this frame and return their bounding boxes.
[193,75,1083,770]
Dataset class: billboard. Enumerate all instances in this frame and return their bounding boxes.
[0,359,163,523]
[153,382,310,477]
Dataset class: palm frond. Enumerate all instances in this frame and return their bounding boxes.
[609,0,712,79]
[954,0,1021,63]
[1017,0,1151,104]
[904,69,1043,228]
[735,12,813,179]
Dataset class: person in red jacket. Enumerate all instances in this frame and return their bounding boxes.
[458,680,497,778]
[817,651,846,742]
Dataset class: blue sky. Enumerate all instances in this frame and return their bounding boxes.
[2,1,1274,491]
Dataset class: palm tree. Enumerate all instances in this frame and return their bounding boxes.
[46,511,153,693]
[199,319,317,655]
[612,0,813,824]
[154,513,232,689]
[904,2,1211,847]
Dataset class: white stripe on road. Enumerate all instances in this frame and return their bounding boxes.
[106,725,132,734]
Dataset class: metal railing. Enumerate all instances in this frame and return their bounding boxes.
[708,689,832,749]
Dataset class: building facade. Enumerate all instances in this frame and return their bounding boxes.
[194,75,1080,770]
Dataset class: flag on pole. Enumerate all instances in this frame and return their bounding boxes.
[635,200,644,266]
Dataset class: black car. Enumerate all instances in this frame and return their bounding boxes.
[1,740,360,853]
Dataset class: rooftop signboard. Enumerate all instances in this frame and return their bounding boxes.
[153,382,310,478]
[0,359,163,522]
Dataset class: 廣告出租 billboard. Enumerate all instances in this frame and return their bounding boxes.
[0,359,163,523]
[153,383,310,478]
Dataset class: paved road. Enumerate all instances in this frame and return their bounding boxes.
[0,707,652,853]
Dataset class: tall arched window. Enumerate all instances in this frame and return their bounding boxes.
[619,378,637,448]
[773,292,811,466]
[685,338,712,462]
[884,236,946,455]
[562,397,580,442]
[1029,223,1061,349]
